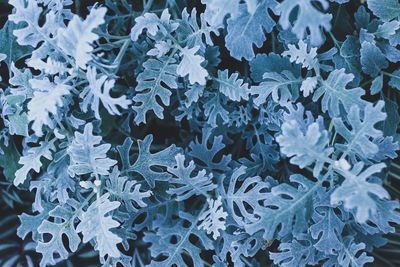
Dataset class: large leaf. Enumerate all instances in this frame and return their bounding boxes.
[144,211,214,267]
[57,6,106,68]
[117,135,181,187]
[225,1,277,60]
[132,57,178,124]
[312,68,366,117]
[0,21,31,69]
[333,101,386,160]
[76,193,122,258]
[67,123,117,176]
[37,203,81,266]
[275,0,332,46]
[167,154,216,201]
[331,162,389,223]
[245,174,321,240]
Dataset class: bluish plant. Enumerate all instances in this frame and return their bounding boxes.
[0,0,399,266]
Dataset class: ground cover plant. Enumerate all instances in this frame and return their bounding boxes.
[0,0,400,266]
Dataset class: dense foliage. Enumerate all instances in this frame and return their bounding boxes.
[0,0,400,266]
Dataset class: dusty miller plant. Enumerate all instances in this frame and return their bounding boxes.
[0,0,400,266]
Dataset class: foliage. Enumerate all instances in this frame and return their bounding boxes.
[0,0,399,266]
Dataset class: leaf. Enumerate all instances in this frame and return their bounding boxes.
[245,174,321,240]
[363,197,400,236]
[27,78,71,137]
[360,42,389,77]
[275,0,332,46]
[17,203,54,242]
[0,21,32,69]
[334,237,374,267]
[177,8,218,49]
[80,66,131,120]
[282,40,318,70]
[333,35,362,86]
[132,57,178,124]
[370,74,383,95]
[130,10,173,41]
[0,139,20,182]
[331,162,389,223]
[198,197,228,240]
[276,104,333,177]
[334,101,386,160]
[367,0,400,21]
[37,204,81,266]
[312,68,366,117]
[375,21,400,39]
[225,166,271,226]
[57,6,107,69]
[251,71,302,105]
[5,95,29,136]
[203,93,230,127]
[388,68,400,90]
[201,0,240,27]
[250,52,301,83]
[270,235,319,267]
[67,123,117,176]
[106,166,152,212]
[117,135,181,188]
[300,76,318,97]
[167,154,216,201]
[76,193,122,258]
[381,96,400,136]
[188,128,232,171]
[144,211,214,267]
[215,70,250,101]
[177,46,208,85]
[309,192,345,254]
[14,139,56,186]
[225,1,277,60]
[8,0,45,47]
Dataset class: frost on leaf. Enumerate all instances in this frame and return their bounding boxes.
[198,197,228,240]
[300,76,318,97]
[367,0,400,22]
[80,66,131,120]
[57,6,107,69]
[225,166,271,226]
[67,123,117,177]
[360,42,389,77]
[76,193,122,258]
[130,9,177,41]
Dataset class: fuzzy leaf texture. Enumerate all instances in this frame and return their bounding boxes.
[67,123,117,176]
